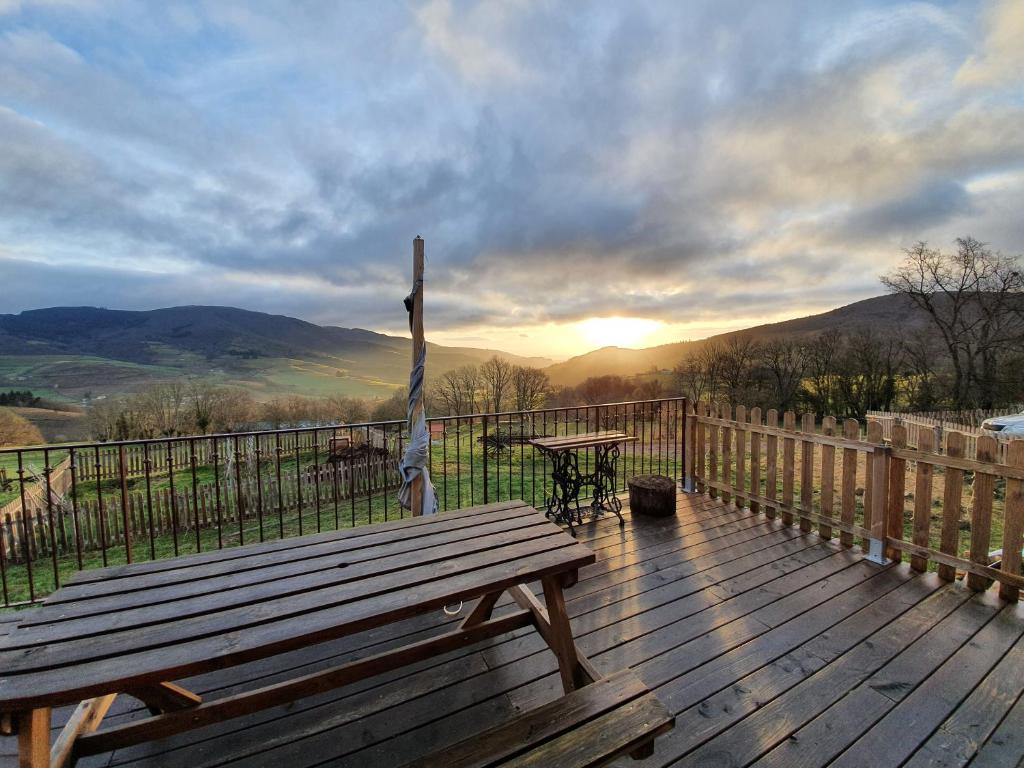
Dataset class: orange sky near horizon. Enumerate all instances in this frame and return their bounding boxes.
[402,307,828,362]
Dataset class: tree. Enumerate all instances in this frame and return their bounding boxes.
[432,364,481,416]
[902,329,946,411]
[575,375,635,405]
[479,356,513,412]
[0,408,44,447]
[718,337,761,404]
[633,378,665,400]
[512,366,549,410]
[804,328,843,415]
[674,342,725,403]
[325,394,369,424]
[760,339,805,411]
[187,381,254,433]
[833,327,902,417]
[881,237,1024,408]
[371,389,407,422]
[136,382,187,436]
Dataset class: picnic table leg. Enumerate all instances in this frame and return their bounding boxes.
[460,590,503,629]
[541,575,589,693]
[16,708,50,768]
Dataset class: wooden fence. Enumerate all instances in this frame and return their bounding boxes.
[1,452,400,562]
[687,402,1024,601]
[868,406,1023,430]
[868,411,1012,461]
[0,456,73,521]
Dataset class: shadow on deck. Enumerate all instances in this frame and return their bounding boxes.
[5,492,1024,768]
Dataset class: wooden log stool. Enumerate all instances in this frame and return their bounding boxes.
[627,475,676,517]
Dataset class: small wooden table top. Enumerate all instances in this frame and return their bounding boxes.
[528,431,638,453]
[0,499,596,767]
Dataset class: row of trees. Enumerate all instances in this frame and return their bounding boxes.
[672,329,906,418]
[0,390,42,408]
[428,356,550,415]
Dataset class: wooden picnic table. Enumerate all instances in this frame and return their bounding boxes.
[0,499,596,768]
[529,431,638,535]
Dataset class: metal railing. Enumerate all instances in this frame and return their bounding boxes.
[0,397,688,607]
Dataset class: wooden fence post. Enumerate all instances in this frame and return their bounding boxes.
[683,400,695,493]
[865,420,890,564]
[708,405,719,501]
[886,424,907,563]
[695,402,706,495]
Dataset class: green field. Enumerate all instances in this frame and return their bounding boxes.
[0,353,401,405]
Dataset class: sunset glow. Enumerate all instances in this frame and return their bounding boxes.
[577,317,663,350]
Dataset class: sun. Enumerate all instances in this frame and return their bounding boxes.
[577,317,662,350]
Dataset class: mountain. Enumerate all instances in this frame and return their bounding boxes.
[544,294,925,386]
[0,306,552,401]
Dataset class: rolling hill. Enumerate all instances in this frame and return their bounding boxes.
[544,294,926,386]
[0,306,553,401]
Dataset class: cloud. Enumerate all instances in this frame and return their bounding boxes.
[956,0,1024,87]
[0,0,1021,358]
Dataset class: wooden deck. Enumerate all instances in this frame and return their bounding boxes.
[4,491,1024,768]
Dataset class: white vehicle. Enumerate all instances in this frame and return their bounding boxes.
[981,412,1024,435]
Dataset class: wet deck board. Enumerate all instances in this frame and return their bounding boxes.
[3,492,1022,768]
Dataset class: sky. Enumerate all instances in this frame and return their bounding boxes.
[1,0,1022,360]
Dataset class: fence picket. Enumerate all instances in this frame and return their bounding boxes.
[734,405,747,510]
[938,432,966,581]
[820,416,836,540]
[781,411,796,526]
[1001,441,1024,601]
[910,428,935,573]
[695,403,706,494]
[765,409,779,520]
[708,404,719,501]
[799,413,815,533]
[887,424,907,563]
[721,403,732,506]
[967,436,997,591]
[749,407,761,514]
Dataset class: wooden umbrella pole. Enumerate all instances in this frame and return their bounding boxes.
[411,236,425,517]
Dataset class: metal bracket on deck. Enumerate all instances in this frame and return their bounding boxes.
[681,476,695,493]
[865,538,890,566]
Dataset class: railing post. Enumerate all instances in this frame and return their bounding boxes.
[118,444,132,564]
[682,399,695,492]
[866,420,890,565]
[482,413,489,504]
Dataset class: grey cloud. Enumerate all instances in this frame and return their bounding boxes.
[0,0,1021,342]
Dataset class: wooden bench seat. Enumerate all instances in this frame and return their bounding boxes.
[403,668,674,768]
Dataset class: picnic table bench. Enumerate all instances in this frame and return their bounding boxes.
[529,432,638,535]
[0,498,671,767]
